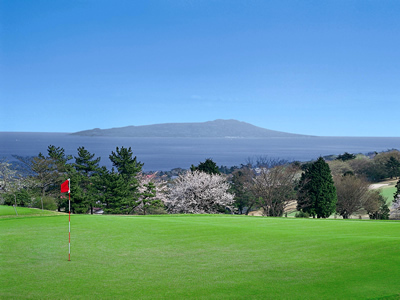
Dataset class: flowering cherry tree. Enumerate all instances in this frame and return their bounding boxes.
[166,170,234,214]
[391,198,400,219]
[136,172,169,214]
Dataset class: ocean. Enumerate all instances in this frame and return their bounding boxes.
[1,132,400,171]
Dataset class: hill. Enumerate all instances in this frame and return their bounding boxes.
[71,119,308,138]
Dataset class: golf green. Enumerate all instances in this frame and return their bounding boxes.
[1,213,399,299]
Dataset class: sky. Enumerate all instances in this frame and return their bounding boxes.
[1,0,400,136]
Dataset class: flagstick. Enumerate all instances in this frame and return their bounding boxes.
[68,190,71,261]
[67,178,71,262]
[61,179,71,261]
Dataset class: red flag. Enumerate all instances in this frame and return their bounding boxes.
[61,179,70,193]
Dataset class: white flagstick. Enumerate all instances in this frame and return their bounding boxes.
[68,179,71,261]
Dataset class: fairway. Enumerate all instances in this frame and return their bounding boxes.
[380,186,397,204]
[1,213,400,299]
[0,205,64,218]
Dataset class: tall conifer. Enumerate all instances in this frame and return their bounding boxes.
[108,146,143,213]
[71,147,101,214]
[297,157,337,218]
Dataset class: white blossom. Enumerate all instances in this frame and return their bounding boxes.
[167,170,234,214]
[137,172,168,202]
[393,198,400,210]
[135,172,169,213]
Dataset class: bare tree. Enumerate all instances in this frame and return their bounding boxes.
[364,190,390,220]
[252,165,299,217]
[334,174,370,219]
[327,160,354,177]
[245,156,289,169]
[13,155,65,210]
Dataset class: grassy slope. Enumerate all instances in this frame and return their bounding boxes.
[380,186,397,204]
[0,205,64,218]
[1,214,400,299]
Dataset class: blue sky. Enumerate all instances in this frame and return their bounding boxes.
[1,0,399,136]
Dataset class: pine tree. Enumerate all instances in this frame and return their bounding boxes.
[74,147,101,176]
[138,181,159,215]
[190,158,221,175]
[98,168,132,214]
[109,146,143,183]
[108,146,143,213]
[71,147,101,214]
[46,145,72,211]
[385,156,400,179]
[297,157,337,218]
[230,168,257,215]
[47,145,72,167]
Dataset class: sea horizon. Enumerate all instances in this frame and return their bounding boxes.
[1,132,400,171]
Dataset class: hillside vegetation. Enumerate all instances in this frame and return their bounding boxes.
[2,148,400,219]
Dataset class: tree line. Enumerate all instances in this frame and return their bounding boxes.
[1,146,400,219]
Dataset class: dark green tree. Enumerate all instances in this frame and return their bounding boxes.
[385,156,400,179]
[230,167,257,214]
[336,152,356,161]
[109,146,143,182]
[3,189,31,207]
[394,179,400,201]
[191,158,221,175]
[98,168,132,214]
[71,147,101,214]
[45,145,72,211]
[108,146,143,213]
[67,168,88,214]
[138,181,162,215]
[74,147,101,176]
[47,145,73,167]
[297,157,337,218]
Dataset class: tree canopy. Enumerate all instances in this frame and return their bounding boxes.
[167,170,234,214]
[191,158,221,175]
[297,157,337,218]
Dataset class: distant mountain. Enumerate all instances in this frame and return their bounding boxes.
[71,119,310,138]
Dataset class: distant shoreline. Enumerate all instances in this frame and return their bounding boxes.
[2,131,399,139]
[1,132,400,171]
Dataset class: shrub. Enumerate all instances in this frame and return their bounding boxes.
[295,211,310,218]
[2,190,31,207]
[145,206,168,215]
[32,196,57,211]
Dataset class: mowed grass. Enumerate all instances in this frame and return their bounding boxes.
[0,205,64,218]
[1,213,400,299]
[380,186,397,204]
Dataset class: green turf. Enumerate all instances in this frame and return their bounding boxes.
[1,213,400,299]
[0,205,64,218]
[380,186,397,204]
